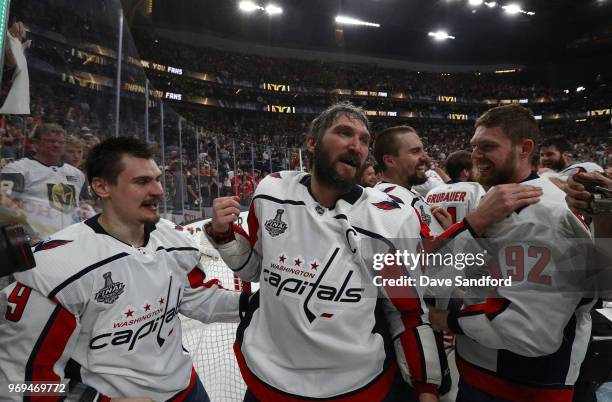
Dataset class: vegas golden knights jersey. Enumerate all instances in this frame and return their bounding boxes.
[1,157,86,239]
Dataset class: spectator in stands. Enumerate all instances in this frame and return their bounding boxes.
[0,128,16,160]
[241,171,254,205]
[231,169,242,198]
[209,167,220,201]
[81,131,100,159]
[199,165,212,207]
[187,166,200,208]
[63,135,85,170]
[0,123,86,240]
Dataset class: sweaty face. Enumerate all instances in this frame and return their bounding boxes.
[539,145,567,172]
[390,132,429,186]
[471,126,519,188]
[106,156,164,225]
[312,114,370,193]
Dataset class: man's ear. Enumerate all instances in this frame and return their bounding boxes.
[520,139,535,160]
[382,154,394,170]
[306,136,316,154]
[90,177,110,200]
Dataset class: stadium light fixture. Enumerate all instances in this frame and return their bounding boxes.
[265,4,283,15]
[428,30,456,41]
[469,0,484,6]
[576,86,586,92]
[503,4,522,14]
[502,3,535,15]
[335,15,381,28]
[239,1,263,13]
[484,1,497,7]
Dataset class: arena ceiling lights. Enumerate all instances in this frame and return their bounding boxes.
[428,30,456,41]
[238,1,283,15]
[502,3,535,15]
[456,0,534,15]
[335,15,381,28]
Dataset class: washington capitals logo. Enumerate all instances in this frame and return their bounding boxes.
[34,239,73,252]
[381,186,405,205]
[264,209,288,237]
[372,200,401,210]
[95,272,125,304]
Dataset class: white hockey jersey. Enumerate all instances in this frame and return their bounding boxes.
[208,171,442,400]
[425,182,486,224]
[0,216,242,401]
[447,173,596,402]
[375,181,445,235]
[412,170,446,197]
[558,162,604,179]
[1,158,86,240]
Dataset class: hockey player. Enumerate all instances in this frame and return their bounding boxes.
[372,126,541,402]
[0,123,87,241]
[425,151,485,224]
[429,104,596,402]
[0,137,243,401]
[372,126,539,237]
[539,136,573,172]
[208,102,443,402]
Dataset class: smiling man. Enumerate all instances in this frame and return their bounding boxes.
[429,105,596,402]
[0,137,242,401]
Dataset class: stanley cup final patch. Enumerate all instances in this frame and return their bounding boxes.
[95,272,126,304]
[264,209,288,237]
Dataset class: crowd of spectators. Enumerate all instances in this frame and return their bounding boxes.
[2,0,611,220]
[134,32,563,100]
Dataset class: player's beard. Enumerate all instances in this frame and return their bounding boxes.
[406,163,428,186]
[313,144,362,193]
[547,158,567,172]
[477,152,516,188]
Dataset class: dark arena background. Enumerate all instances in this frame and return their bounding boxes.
[0,0,611,401]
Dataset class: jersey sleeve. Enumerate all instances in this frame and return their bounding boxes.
[205,194,263,283]
[377,212,444,395]
[447,211,593,356]
[179,265,243,324]
[0,282,81,402]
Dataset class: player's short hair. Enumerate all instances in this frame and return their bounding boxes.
[445,150,473,182]
[308,102,369,145]
[540,136,572,154]
[372,126,417,172]
[306,102,369,168]
[475,104,539,146]
[85,137,153,185]
[33,123,66,140]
